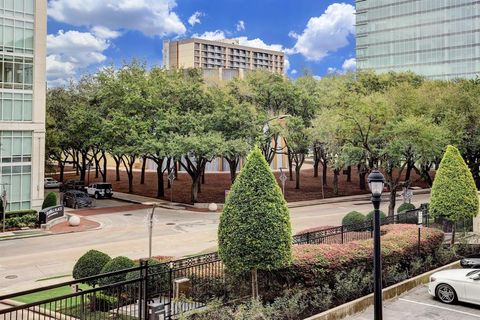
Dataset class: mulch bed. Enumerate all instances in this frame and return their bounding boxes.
[54,166,430,205]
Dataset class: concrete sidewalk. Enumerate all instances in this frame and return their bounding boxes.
[113,188,431,209]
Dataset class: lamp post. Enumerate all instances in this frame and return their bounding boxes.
[368,170,385,320]
[143,202,159,259]
[417,209,423,255]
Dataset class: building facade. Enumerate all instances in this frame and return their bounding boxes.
[163,38,285,78]
[356,0,480,80]
[0,0,46,211]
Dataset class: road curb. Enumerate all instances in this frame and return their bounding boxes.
[304,260,460,320]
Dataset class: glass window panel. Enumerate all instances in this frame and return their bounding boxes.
[5,0,13,11]
[22,136,31,155]
[24,29,33,50]
[14,62,23,83]
[23,100,32,121]
[3,99,12,120]
[21,174,30,201]
[25,0,34,14]
[15,27,24,49]
[10,174,21,202]
[12,137,21,155]
[4,25,14,48]
[12,99,22,120]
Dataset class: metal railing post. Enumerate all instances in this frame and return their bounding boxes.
[341,225,344,244]
[138,260,144,319]
[144,260,149,320]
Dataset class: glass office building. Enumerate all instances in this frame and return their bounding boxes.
[356,0,480,80]
[0,0,46,211]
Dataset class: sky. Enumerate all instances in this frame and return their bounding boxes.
[46,0,357,87]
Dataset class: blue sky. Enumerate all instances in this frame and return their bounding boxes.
[46,0,356,86]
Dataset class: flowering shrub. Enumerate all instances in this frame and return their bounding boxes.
[262,225,444,293]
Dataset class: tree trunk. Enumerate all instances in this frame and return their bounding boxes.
[114,157,121,181]
[191,175,201,203]
[322,161,328,186]
[333,169,339,195]
[59,162,65,182]
[405,160,414,182]
[313,159,320,178]
[288,150,294,181]
[295,166,301,189]
[346,166,352,182]
[227,158,238,184]
[80,154,86,181]
[388,186,396,217]
[450,224,456,245]
[102,153,107,182]
[251,268,259,300]
[140,156,147,185]
[358,164,367,190]
[94,154,100,178]
[202,166,206,184]
[156,160,165,198]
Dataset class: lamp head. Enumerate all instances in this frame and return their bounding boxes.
[368,170,385,197]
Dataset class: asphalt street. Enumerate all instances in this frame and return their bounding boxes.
[349,284,480,320]
[0,193,430,294]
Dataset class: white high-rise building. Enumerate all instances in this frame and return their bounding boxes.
[0,0,46,211]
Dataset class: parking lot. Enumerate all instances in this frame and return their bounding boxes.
[350,284,480,320]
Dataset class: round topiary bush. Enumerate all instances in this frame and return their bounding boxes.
[42,192,57,209]
[397,203,415,213]
[73,250,111,286]
[98,256,135,288]
[342,211,366,226]
[366,210,387,221]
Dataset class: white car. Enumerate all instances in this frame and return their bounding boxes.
[429,269,480,305]
[44,177,61,189]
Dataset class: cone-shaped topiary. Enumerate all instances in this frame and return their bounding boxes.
[72,250,111,286]
[42,192,57,209]
[430,145,479,243]
[218,146,292,298]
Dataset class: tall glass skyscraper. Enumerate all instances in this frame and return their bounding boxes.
[0,0,46,211]
[356,0,480,80]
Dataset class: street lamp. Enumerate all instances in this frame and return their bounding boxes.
[143,202,159,259]
[368,170,385,320]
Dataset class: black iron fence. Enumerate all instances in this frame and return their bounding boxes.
[0,203,459,320]
[292,204,429,245]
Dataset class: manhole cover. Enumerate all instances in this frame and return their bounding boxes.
[123,213,132,216]
[5,275,17,279]
[166,223,175,225]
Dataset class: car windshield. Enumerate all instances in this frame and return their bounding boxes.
[97,184,112,189]
[76,193,88,198]
[466,270,480,277]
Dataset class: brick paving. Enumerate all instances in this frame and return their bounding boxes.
[49,217,100,234]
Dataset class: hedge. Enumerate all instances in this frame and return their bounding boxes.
[2,210,38,229]
[342,211,365,228]
[42,192,57,209]
[397,203,416,213]
[97,256,135,290]
[366,210,387,221]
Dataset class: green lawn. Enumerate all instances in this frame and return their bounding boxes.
[15,284,91,309]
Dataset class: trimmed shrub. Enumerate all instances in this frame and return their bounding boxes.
[42,192,57,209]
[97,256,135,288]
[73,250,111,286]
[397,203,415,213]
[218,147,292,296]
[342,211,366,226]
[366,210,387,221]
[126,259,169,296]
[430,145,479,242]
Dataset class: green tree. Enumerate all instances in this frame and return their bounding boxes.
[42,192,57,209]
[72,250,111,286]
[430,145,479,244]
[283,116,312,189]
[218,147,292,298]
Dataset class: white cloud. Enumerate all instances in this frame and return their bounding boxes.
[313,75,322,80]
[236,20,245,31]
[188,11,203,27]
[342,58,356,72]
[47,30,112,87]
[192,30,226,41]
[288,3,355,61]
[48,0,186,37]
[91,26,121,39]
[291,69,297,75]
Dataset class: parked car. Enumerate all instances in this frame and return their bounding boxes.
[63,190,93,209]
[87,183,113,199]
[428,269,480,305]
[461,254,480,268]
[60,180,85,192]
[44,177,61,189]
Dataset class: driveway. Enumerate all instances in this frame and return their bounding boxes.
[349,284,480,320]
